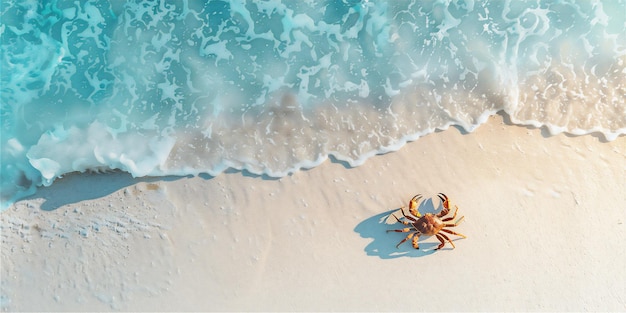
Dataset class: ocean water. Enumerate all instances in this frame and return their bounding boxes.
[1,0,625,209]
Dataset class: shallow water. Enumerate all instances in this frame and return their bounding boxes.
[2,0,625,208]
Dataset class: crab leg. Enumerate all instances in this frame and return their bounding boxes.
[390,214,412,226]
[386,227,412,233]
[441,205,459,222]
[411,233,421,249]
[438,232,456,249]
[444,215,465,227]
[398,207,418,222]
[440,228,467,239]
[435,234,448,250]
[394,232,416,248]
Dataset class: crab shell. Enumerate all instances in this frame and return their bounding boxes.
[414,213,444,236]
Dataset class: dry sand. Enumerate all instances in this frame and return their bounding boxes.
[1,114,625,311]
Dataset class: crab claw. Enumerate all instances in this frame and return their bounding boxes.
[437,193,450,209]
[407,194,423,218]
[409,194,423,210]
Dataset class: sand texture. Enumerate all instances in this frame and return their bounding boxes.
[1,115,625,311]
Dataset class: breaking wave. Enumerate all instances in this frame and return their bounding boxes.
[2,0,625,208]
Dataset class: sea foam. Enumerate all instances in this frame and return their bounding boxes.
[1,1,625,209]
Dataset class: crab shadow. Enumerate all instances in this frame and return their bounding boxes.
[354,198,458,259]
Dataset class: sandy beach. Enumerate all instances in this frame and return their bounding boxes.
[1,113,625,311]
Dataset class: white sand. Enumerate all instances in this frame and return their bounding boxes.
[1,114,625,311]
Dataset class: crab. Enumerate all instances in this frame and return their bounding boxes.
[387,193,466,250]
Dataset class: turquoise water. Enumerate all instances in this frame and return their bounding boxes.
[2,0,625,209]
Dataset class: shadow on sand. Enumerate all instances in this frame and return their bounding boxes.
[354,197,462,259]
[22,171,187,212]
[20,154,367,212]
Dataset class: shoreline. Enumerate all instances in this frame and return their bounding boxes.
[3,110,622,212]
[2,114,625,311]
